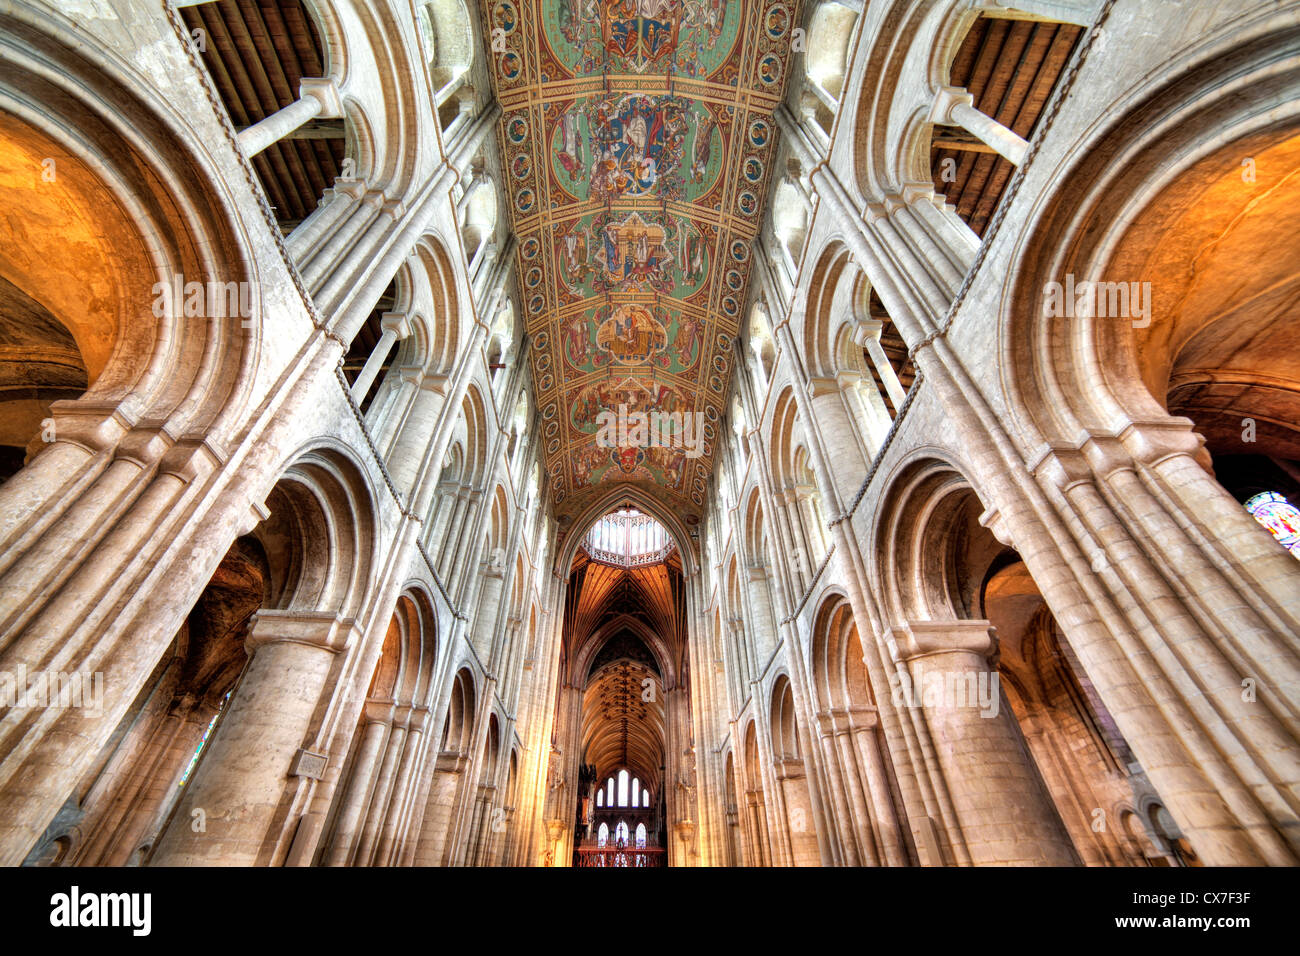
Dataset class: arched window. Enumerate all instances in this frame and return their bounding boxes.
[617,769,629,806]
[635,823,647,848]
[596,789,604,807]
[597,822,609,847]
[583,507,673,567]
[178,690,230,787]
[1244,491,1300,558]
[642,789,651,808]
[606,777,614,805]
[631,777,640,806]
[615,821,629,845]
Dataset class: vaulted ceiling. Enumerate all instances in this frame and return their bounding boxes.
[564,542,687,782]
[481,0,803,522]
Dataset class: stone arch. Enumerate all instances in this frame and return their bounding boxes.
[1004,21,1300,525]
[414,234,462,375]
[848,2,964,198]
[808,590,910,866]
[553,484,700,577]
[769,386,828,590]
[251,444,378,619]
[0,15,255,504]
[802,241,859,381]
[459,383,491,488]
[441,666,477,755]
[768,673,820,865]
[743,486,767,568]
[145,445,378,865]
[993,24,1300,867]
[391,586,440,704]
[874,454,1121,866]
[479,712,501,786]
[722,747,742,866]
[741,719,771,867]
[874,454,995,624]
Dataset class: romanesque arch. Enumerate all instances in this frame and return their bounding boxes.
[146,444,379,865]
[768,674,820,865]
[999,18,1300,865]
[414,665,477,866]
[323,587,439,866]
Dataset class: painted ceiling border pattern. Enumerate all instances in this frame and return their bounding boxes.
[482,0,803,520]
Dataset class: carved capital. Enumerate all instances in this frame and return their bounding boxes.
[889,620,998,664]
[244,611,356,656]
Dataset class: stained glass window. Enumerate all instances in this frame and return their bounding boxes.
[635,823,647,847]
[1245,491,1300,558]
[178,690,230,787]
[615,821,629,845]
[617,769,629,806]
[597,822,609,847]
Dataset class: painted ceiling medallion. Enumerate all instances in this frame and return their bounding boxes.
[483,0,800,518]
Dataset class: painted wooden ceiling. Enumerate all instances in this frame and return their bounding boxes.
[481,0,803,521]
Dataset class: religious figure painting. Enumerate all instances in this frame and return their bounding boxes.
[596,212,671,290]
[596,304,668,366]
[586,94,690,202]
[548,0,735,77]
[602,0,680,67]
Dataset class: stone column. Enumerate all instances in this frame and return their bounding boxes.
[746,566,778,665]
[377,706,430,865]
[287,179,366,262]
[805,379,872,501]
[819,710,878,864]
[847,706,909,866]
[299,187,385,290]
[324,700,394,866]
[854,318,907,410]
[149,611,354,866]
[469,566,506,662]
[929,86,1029,166]
[775,758,819,865]
[446,488,484,585]
[371,366,424,452]
[238,78,343,158]
[353,704,410,865]
[891,620,1079,865]
[350,312,411,404]
[412,750,468,866]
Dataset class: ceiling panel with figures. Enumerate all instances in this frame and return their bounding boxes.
[481,0,802,522]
